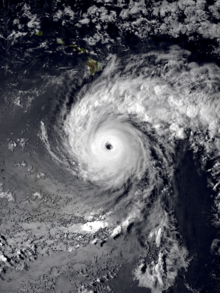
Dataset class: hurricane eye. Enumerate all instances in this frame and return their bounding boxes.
[105,142,113,150]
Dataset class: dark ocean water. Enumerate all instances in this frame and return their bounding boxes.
[174,147,217,293]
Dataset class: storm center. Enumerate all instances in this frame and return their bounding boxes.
[105,142,113,150]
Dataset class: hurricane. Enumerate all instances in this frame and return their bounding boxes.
[63,105,149,191]
[41,45,220,292]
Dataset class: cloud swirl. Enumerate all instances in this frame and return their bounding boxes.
[63,106,149,190]
[42,46,220,292]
